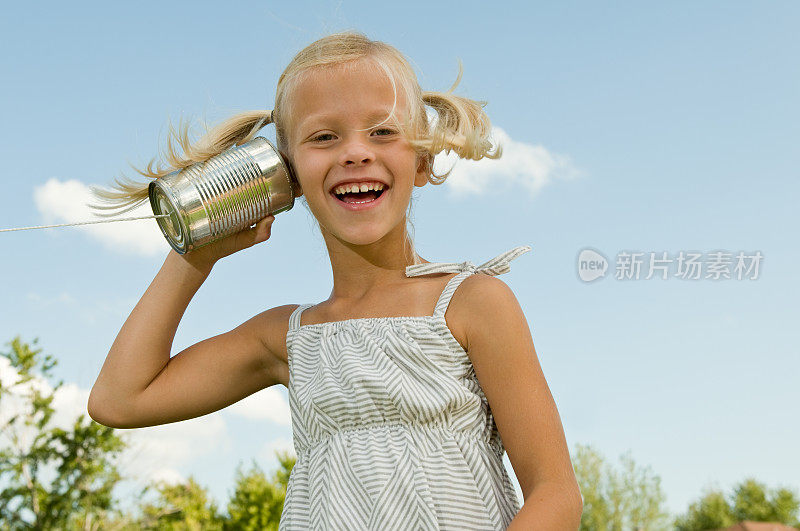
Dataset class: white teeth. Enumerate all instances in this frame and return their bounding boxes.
[333,182,385,195]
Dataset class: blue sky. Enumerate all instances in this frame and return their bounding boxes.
[1,0,798,519]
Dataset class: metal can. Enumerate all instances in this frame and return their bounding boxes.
[148,136,295,254]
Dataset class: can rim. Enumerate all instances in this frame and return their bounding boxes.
[149,179,188,254]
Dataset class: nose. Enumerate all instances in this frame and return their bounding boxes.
[339,136,374,167]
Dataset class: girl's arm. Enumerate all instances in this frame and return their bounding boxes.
[455,274,583,530]
[88,216,280,429]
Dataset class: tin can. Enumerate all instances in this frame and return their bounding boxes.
[148,136,295,254]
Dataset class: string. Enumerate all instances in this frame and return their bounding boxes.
[0,214,172,233]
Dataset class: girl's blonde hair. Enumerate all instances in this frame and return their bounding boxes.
[88,31,501,262]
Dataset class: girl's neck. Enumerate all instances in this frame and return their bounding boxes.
[323,235,430,303]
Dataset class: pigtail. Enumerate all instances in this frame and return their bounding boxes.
[413,61,502,184]
[88,109,273,217]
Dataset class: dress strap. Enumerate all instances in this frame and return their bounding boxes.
[287,303,313,333]
[405,245,532,317]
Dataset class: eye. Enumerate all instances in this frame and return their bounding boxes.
[372,128,397,137]
[310,133,335,142]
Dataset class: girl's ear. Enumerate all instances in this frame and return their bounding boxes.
[414,153,431,187]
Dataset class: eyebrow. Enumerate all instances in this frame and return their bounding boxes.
[298,108,397,132]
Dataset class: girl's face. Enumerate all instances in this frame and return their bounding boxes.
[286,59,428,247]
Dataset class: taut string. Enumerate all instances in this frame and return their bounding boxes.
[0,214,171,233]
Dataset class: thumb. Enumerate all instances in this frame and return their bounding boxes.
[248,214,275,246]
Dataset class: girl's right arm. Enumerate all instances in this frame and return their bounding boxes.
[88,215,280,429]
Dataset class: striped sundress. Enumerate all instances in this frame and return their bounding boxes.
[279,245,532,530]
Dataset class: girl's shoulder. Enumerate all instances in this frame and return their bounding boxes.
[445,273,519,350]
[447,269,515,309]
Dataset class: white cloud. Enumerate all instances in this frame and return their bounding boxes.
[259,436,295,463]
[51,382,92,428]
[224,387,291,424]
[25,291,76,306]
[33,178,168,257]
[119,413,232,485]
[0,357,16,389]
[0,357,73,445]
[432,126,583,197]
[0,357,98,491]
[147,467,185,486]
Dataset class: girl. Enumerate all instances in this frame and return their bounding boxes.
[88,31,582,530]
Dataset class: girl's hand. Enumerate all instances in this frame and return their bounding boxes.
[181,214,276,272]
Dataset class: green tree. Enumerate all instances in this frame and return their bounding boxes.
[572,443,671,531]
[224,451,295,530]
[270,450,295,495]
[0,336,126,530]
[675,477,800,530]
[138,477,224,530]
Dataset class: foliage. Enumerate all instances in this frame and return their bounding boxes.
[674,477,800,530]
[224,452,293,531]
[134,450,295,530]
[572,443,671,531]
[0,336,126,530]
[137,477,225,530]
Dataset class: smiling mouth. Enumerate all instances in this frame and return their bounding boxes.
[331,188,386,204]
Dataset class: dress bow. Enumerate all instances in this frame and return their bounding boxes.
[405,245,532,277]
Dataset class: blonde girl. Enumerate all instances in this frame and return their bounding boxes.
[88,31,582,530]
